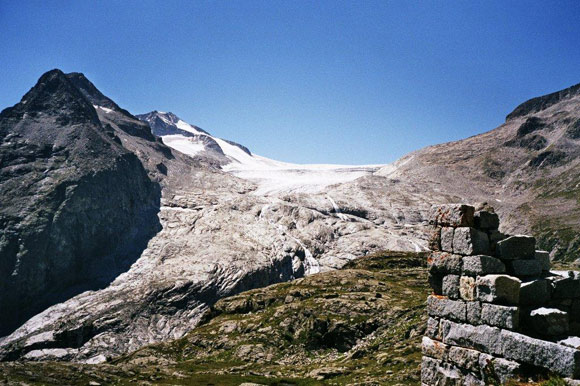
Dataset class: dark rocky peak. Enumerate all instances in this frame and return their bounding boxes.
[506,82,580,121]
[0,69,100,128]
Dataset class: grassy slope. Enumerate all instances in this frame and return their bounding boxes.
[0,251,430,385]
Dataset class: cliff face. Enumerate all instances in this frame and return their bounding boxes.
[0,70,161,336]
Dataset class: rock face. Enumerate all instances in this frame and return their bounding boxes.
[423,203,580,384]
[0,70,161,336]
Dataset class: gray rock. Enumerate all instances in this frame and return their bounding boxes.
[441,227,454,253]
[491,357,521,385]
[559,336,580,349]
[426,317,442,340]
[441,320,503,356]
[520,279,551,305]
[551,276,580,299]
[480,303,519,330]
[474,211,499,231]
[496,235,536,260]
[529,307,569,337]
[453,227,490,256]
[500,328,580,378]
[460,276,477,301]
[442,275,460,299]
[448,345,481,371]
[428,252,463,275]
[462,255,506,276]
[421,336,449,360]
[429,204,475,228]
[535,250,551,272]
[421,356,463,385]
[427,295,466,322]
[476,274,521,305]
[507,259,542,278]
[466,301,482,324]
[429,227,442,251]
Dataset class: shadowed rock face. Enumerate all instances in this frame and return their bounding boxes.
[0,70,161,336]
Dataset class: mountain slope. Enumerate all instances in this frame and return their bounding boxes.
[0,251,429,385]
[373,81,580,260]
[0,69,161,336]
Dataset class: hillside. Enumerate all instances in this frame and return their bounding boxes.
[0,251,430,385]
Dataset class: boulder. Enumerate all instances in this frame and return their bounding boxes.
[480,303,519,330]
[441,227,454,252]
[476,274,521,305]
[529,307,569,337]
[500,328,580,378]
[559,336,580,349]
[422,336,449,360]
[427,295,466,322]
[441,320,503,356]
[448,345,481,372]
[442,275,460,299]
[429,204,475,228]
[496,235,536,260]
[428,252,463,275]
[506,259,542,278]
[460,276,477,301]
[520,279,551,305]
[474,211,499,231]
[453,227,490,256]
[462,255,506,276]
[535,250,551,272]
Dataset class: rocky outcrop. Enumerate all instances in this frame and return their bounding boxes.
[423,203,580,384]
[0,70,161,336]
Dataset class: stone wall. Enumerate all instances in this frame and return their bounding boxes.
[422,203,580,385]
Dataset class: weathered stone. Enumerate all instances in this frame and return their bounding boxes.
[421,356,463,386]
[500,329,580,378]
[426,317,442,340]
[551,276,580,299]
[428,227,442,251]
[476,274,520,305]
[559,336,580,349]
[480,303,519,330]
[520,279,551,305]
[429,204,475,228]
[496,235,536,259]
[428,252,463,274]
[491,358,521,385]
[441,320,503,356]
[460,276,477,301]
[428,273,443,294]
[506,259,542,278]
[529,307,569,337]
[462,255,506,276]
[421,336,448,360]
[466,301,482,324]
[453,227,490,256]
[448,345,481,371]
[474,210,499,231]
[441,227,454,252]
[442,275,460,299]
[535,250,551,272]
[427,295,466,322]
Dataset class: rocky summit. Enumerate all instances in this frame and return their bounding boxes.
[0,69,579,381]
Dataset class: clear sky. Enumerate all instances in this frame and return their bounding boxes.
[1,1,580,164]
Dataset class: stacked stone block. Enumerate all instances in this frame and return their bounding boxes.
[423,203,580,385]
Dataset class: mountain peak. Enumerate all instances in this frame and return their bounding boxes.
[0,69,100,126]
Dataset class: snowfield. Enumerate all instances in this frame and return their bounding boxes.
[149,113,387,195]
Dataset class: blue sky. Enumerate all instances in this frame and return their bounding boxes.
[1,1,580,164]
